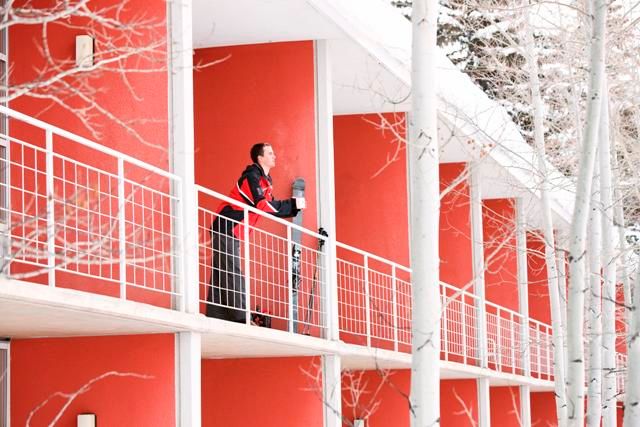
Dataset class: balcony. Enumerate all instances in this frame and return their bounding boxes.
[0,106,554,385]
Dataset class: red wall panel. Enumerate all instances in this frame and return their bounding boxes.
[527,231,551,324]
[490,386,521,426]
[439,163,473,289]
[531,391,557,426]
[482,199,519,311]
[202,357,322,427]
[333,114,409,265]
[11,334,175,426]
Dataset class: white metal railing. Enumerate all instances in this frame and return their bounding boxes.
[617,352,627,398]
[528,319,554,380]
[197,185,328,336]
[485,301,526,375]
[335,242,412,351]
[441,282,481,366]
[0,106,182,307]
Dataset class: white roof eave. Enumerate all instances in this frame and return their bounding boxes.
[307,0,574,228]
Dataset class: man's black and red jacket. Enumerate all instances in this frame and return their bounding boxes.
[214,163,299,238]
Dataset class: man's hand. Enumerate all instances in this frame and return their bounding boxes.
[295,197,306,209]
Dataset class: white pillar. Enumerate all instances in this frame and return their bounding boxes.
[314,40,338,342]
[169,0,198,314]
[322,354,342,427]
[470,164,491,427]
[477,377,491,427]
[177,332,201,427]
[515,198,531,427]
[315,40,342,427]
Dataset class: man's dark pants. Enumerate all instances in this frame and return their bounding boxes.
[206,218,246,323]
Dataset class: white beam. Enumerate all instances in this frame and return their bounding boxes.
[322,354,342,427]
[177,332,201,427]
[315,40,339,342]
[520,385,532,427]
[471,165,491,427]
[516,198,531,375]
[477,377,491,427]
[470,163,488,368]
[169,0,198,314]
[516,199,531,427]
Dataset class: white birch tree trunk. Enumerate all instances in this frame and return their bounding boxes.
[587,175,602,427]
[598,89,617,427]
[409,0,441,425]
[566,0,607,423]
[624,267,640,426]
[522,9,568,425]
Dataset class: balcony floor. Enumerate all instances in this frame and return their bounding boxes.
[0,278,553,391]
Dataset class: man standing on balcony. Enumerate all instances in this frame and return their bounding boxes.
[206,142,306,323]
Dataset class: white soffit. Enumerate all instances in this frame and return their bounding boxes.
[192,0,343,48]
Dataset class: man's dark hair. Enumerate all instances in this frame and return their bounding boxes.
[250,142,271,163]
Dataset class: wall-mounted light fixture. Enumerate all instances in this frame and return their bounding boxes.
[77,413,96,427]
[354,419,365,427]
[75,35,94,69]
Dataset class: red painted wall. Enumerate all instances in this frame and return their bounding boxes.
[439,163,473,289]
[9,0,168,167]
[482,199,519,311]
[341,370,478,427]
[531,392,557,426]
[202,357,322,427]
[490,386,521,426]
[193,42,317,329]
[11,334,175,426]
[527,232,551,324]
[333,114,409,265]
[9,0,171,306]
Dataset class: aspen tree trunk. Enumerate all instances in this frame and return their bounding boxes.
[409,0,440,426]
[587,176,602,427]
[624,268,640,426]
[522,9,568,425]
[598,90,617,427]
[566,0,607,423]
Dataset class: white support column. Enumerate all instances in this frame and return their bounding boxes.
[477,377,491,427]
[314,40,338,341]
[169,0,198,314]
[177,332,201,427]
[470,164,491,427]
[515,198,531,427]
[315,40,342,427]
[521,384,532,427]
[322,354,342,427]
[470,163,487,368]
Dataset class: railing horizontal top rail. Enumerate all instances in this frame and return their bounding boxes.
[336,240,411,272]
[197,184,328,241]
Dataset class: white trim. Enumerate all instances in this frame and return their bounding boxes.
[178,332,201,427]
[314,40,339,342]
[169,0,197,315]
[470,163,488,368]
[322,354,342,427]
[477,378,491,427]
[520,385,531,427]
[515,198,531,376]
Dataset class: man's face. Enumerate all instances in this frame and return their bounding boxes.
[259,145,277,169]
